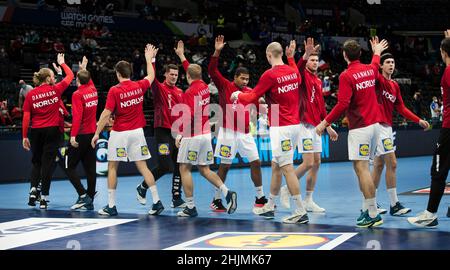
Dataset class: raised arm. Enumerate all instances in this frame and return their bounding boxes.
[174,40,189,71]
[54,53,74,94]
[143,43,157,85]
[285,40,298,70]
[208,35,231,90]
[233,71,273,104]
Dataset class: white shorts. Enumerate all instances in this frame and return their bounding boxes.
[298,123,322,153]
[107,128,151,162]
[270,124,301,167]
[348,123,380,161]
[214,127,259,164]
[177,133,214,165]
[375,124,396,156]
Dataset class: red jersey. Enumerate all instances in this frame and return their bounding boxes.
[208,56,257,133]
[325,55,382,129]
[151,63,184,129]
[442,66,450,128]
[22,63,74,138]
[180,60,210,137]
[376,73,420,126]
[70,80,98,136]
[105,79,150,132]
[289,57,327,126]
[238,64,301,127]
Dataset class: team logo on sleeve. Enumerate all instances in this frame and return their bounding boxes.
[382,138,394,152]
[141,145,149,156]
[187,151,198,161]
[281,139,292,152]
[219,145,232,158]
[158,143,170,155]
[359,144,370,157]
[207,151,214,161]
[302,138,314,151]
[116,148,127,157]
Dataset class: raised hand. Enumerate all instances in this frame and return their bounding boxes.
[57,53,65,65]
[174,40,185,57]
[144,43,157,61]
[303,37,320,59]
[445,29,450,38]
[370,36,389,55]
[215,35,226,52]
[78,56,88,71]
[285,40,296,58]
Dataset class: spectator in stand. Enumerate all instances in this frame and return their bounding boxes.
[100,25,112,38]
[413,91,423,118]
[0,100,13,126]
[70,38,83,53]
[131,49,144,80]
[39,37,53,53]
[82,25,95,39]
[430,96,441,126]
[18,80,33,110]
[198,35,208,46]
[92,25,102,38]
[53,38,65,53]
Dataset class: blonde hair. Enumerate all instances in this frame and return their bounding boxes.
[33,68,53,86]
[187,64,202,80]
[266,42,283,58]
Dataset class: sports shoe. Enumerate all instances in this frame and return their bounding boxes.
[377,203,387,215]
[136,184,147,205]
[39,199,48,210]
[282,210,309,224]
[148,200,164,215]
[253,204,275,219]
[407,211,438,228]
[71,195,93,210]
[254,196,268,208]
[279,185,290,209]
[177,206,198,217]
[390,202,411,216]
[79,203,94,210]
[356,210,383,228]
[304,200,325,213]
[171,197,186,208]
[210,199,227,212]
[28,187,38,207]
[225,191,237,214]
[98,205,118,216]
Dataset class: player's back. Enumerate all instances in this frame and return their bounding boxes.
[265,64,301,127]
[341,61,381,128]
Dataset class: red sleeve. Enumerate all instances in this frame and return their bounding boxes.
[287,57,297,70]
[105,87,116,112]
[208,56,231,92]
[394,84,420,123]
[297,57,307,72]
[182,60,190,72]
[325,73,352,124]
[70,92,83,137]
[22,111,30,139]
[239,71,273,104]
[23,94,31,113]
[137,79,151,94]
[53,63,74,95]
[370,55,381,73]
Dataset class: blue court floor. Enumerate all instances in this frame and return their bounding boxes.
[0,156,449,250]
